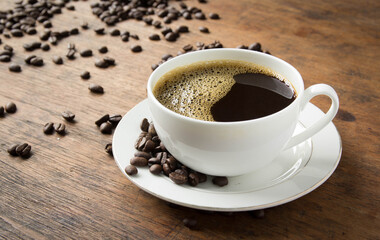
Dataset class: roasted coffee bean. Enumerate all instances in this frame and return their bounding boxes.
[167,156,177,171]
[80,71,90,80]
[95,59,108,68]
[140,118,149,132]
[52,56,63,65]
[31,42,41,49]
[136,136,147,151]
[183,12,192,20]
[26,28,37,35]
[169,169,188,184]
[162,163,172,176]
[98,46,108,53]
[43,122,54,134]
[80,49,93,57]
[62,111,75,122]
[9,64,21,72]
[130,34,139,40]
[11,29,23,37]
[131,45,142,53]
[109,114,122,125]
[183,218,197,230]
[199,26,209,33]
[163,17,171,24]
[188,172,200,186]
[130,157,148,167]
[152,20,161,28]
[237,44,248,49]
[48,36,58,45]
[105,143,113,156]
[0,55,11,62]
[264,50,271,55]
[99,122,112,134]
[103,57,115,66]
[183,44,193,52]
[142,139,155,152]
[161,54,173,61]
[0,106,4,117]
[149,164,162,175]
[148,157,161,165]
[149,34,160,40]
[209,13,220,19]
[161,27,172,36]
[68,43,76,50]
[248,42,262,51]
[30,57,44,66]
[121,34,129,42]
[250,209,265,219]
[110,29,120,36]
[95,114,109,126]
[70,28,79,35]
[135,151,151,160]
[198,172,207,183]
[40,31,50,41]
[43,20,52,28]
[148,123,157,136]
[165,32,177,42]
[7,144,19,156]
[5,102,17,113]
[55,123,66,135]
[66,5,75,11]
[23,43,35,51]
[177,25,189,33]
[195,12,206,20]
[66,49,76,59]
[125,165,138,175]
[16,143,31,158]
[25,55,36,64]
[94,27,105,35]
[159,142,166,152]
[151,64,159,71]
[212,176,228,187]
[81,22,89,29]
[41,43,50,51]
[143,17,153,25]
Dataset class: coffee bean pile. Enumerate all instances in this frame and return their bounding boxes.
[125,118,229,187]
[95,114,122,134]
[7,143,32,158]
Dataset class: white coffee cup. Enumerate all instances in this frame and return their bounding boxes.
[147,49,339,176]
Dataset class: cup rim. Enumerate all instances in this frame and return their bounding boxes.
[147,48,304,125]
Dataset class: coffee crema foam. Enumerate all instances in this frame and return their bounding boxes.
[153,60,285,121]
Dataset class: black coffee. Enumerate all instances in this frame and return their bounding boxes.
[153,60,296,122]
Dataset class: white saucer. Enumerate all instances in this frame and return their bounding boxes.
[113,99,342,212]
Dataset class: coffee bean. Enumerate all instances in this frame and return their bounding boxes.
[9,64,21,72]
[140,118,149,132]
[55,123,66,135]
[110,29,120,36]
[130,34,139,40]
[148,123,157,136]
[80,71,90,80]
[43,122,54,134]
[94,27,105,35]
[237,45,248,49]
[250,209,265,219]
[198,172,207,183]
[264,50,271,55]
[212,176,228,187]
[95,114,109,126]
[43,20,52,28]
[30,57,44,66]
[80,49,93,57]
[188,172,200,186]
[70,28,79,35]
[0,106,4,117]
[41,43,50,51]
[152,20,161,28]
[52,56,63,65]
[11,29,23,37]
[149,164,162,175]
[195,12,206,20]
[183,218,197,230]
[24,55,36,64]
[48,36,58,45]
[142,139,155,152]
[125,165,138,175]
[7,144,19,156]
[183,44,193,52]
[248,42,262,51]
[149,33,160,41]
[162,163,172,176]
[167,156,178,171]
[109,114,122,125]
[40,31,50,41]
[135,151,152,160]
[5,102,17,113]
[209,13,220,19]
[183,12,192,20]
[148,157,161,165]
[26,28,37,35]
[23,43,35,51]
[165,32,177,42]
[66,5,75,11]
[16,143,31,158]
[98,46,108,53]
[199,26,209,33]
[105,143,113,156]
[151,64,159,71]
[0,55,11,62]
[31,42,41,49]
[161,27,172,36]
[62,111,75,122]
[103,57,116,66]
[99,122,112,134]
[95,59,108,68]
[143,17,153,25]
[130,157,148,167]
[169,169,188,184]
[177,25,189,33]
[66,49,76,59]
[131,45,142,53]
[162,54,173,61]
[121,34,129,42]
[81,22,89,29]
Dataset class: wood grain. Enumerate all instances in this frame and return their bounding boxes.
[0,0,379,239]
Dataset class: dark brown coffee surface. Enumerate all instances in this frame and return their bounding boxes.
[153,60,295,121]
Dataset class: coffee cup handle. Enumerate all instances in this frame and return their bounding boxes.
[284,84,339,149]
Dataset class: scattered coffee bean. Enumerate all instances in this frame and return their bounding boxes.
[66,5,75,11]
[94,27,105,35]
[43,122,54,134]
[105,143,113,156]
[15,143,31,158]
[98,46,108,53]
[264,50,271,55]
[7,144,19,156]
[183,44,193,52]
[140,118,149,132]
[212,176,228,187]
[70,28,79,35]
[195,12,206,20]
[9,64,21,72]
[26,28,37,35]
[109,114,122,125]
[143,139,155,152]
[23,43,35,51]
[169,169,188,184]
[95,59,108,68]
[48,36,58,45]
[130,157,148,167]
[80,49,93,57]
[248,42,262,51]
[81,22,89,29]
[250,209,265,219]
[11,29,23,37]
[41,43,50,51]
[121,34,129,42]
[43,20,52,28]
[165,32,177,42]
[152,20,161,28]
[0,55,11,62]
[237,44,248,49]
[5,102,17,113]
[52,56,63,65]
[162,54,173,61]
[103,57,115,66]
[95,114,109,126]
[149,164,162,175]
[177,25,189,33]
[188,172,200,186]
[25,55,36,64]
[99,122,112,134]
[30,57,44,66]
[130,34,139,40]
[135,151,152,160]
[0,106,4,117]
[125,165,138,175]
[131,45,142,53]
[110,29,120,36]
[66,49,76,59]
[149,34,160,40]
[80,71,91,80]
[148,157,161,165]
[183,218,197,230]
[151,64,159,71]
[62,111,75,122]
[209,13,220,19]
[55,123,66,135]
[198,172,207,183]
[199,26,209,33]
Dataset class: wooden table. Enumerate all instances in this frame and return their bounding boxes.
[1,0,379,239]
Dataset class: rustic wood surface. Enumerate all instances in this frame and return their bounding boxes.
[0,0,379,239]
